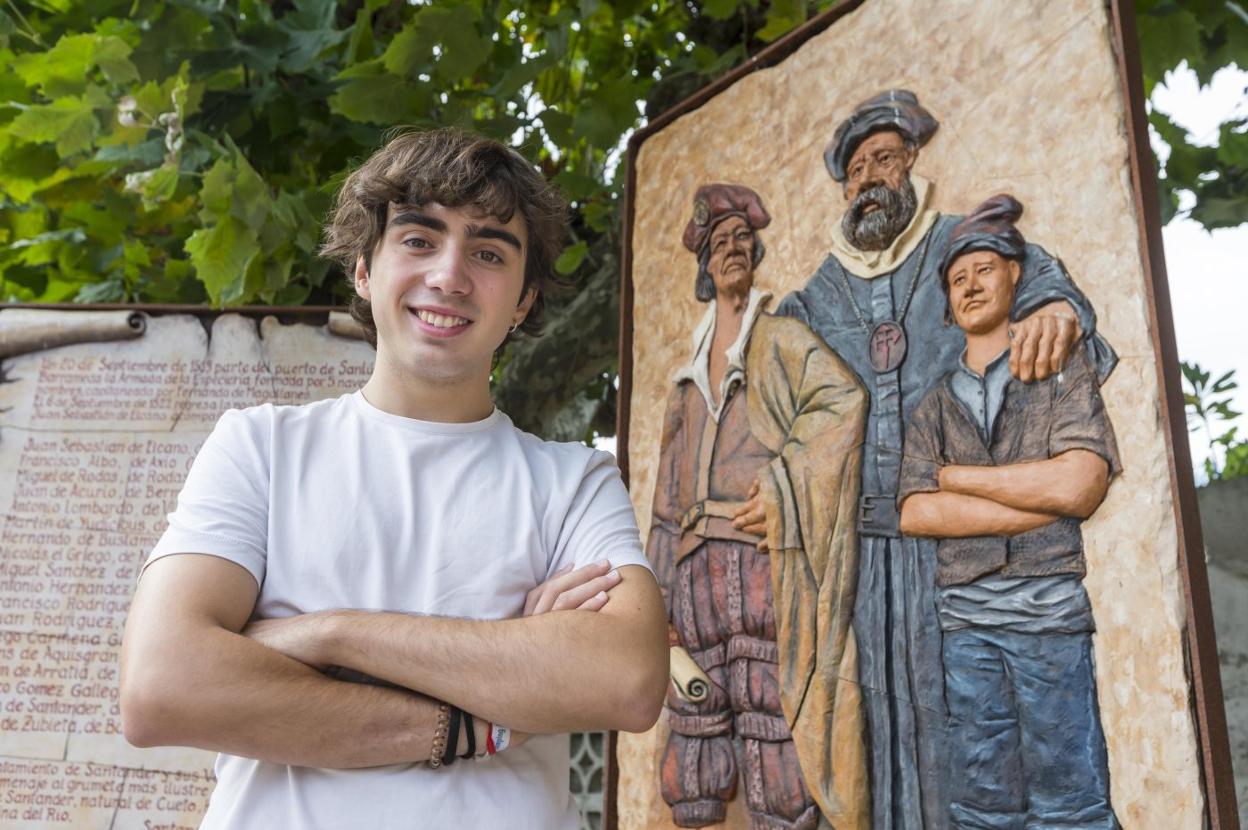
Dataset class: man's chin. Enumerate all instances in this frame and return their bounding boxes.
[957,316,1008,337]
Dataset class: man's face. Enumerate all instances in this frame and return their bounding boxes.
[705,215,755,298]
[946,249,1021,335]
[355,202,533,384]
[844,130,915,203]
[840,130,919,251]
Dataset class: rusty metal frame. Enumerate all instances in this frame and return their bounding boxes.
[612,0,1239,827]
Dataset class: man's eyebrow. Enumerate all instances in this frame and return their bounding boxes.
[388,212,447,233]
[466,223,523,252]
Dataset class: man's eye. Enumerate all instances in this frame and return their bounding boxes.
[477,249,503,264]
[878,153,893,164]
[402,237,431,249]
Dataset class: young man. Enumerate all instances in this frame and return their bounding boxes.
[897,194,1121,829]
[120,130,668,829]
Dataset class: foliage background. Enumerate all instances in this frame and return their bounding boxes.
[1,0,1244,445]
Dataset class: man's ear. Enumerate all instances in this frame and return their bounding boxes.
[354,256,371,301]
[513,285,537,328]
[1008,258,1022,287]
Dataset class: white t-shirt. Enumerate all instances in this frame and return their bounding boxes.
[146,391,650,830]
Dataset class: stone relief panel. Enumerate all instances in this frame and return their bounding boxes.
[618,0,1209,828]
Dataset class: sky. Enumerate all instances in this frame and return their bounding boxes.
[1153,65,1248,480]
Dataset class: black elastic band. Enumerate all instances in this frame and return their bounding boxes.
[459,712,476,760]
[442,706,462,767]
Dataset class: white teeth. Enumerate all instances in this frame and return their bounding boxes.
[414,309,469,328]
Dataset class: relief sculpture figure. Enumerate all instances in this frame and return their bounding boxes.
[774,90,1118,830]
[647,184,870,830]
[898,195,1121,830]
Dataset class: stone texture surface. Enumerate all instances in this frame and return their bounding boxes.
[0,310,375,829]
[620,0,1209,826]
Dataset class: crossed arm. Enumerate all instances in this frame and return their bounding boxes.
[120,554,668,768]
[898,449,1110,538]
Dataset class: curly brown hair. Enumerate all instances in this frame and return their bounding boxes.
[321,128,569,348]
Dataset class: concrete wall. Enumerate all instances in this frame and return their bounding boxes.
[1199,476,1248,826]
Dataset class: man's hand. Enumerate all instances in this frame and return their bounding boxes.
[1008,301,1081,383]
[732,479,769,552]
[522,559,622,615]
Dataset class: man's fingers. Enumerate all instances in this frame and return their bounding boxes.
[576,591,610,612]
[528,561,615,615]
[550,570,622,612]
[1049,316,1076,375]
[733,505,765,528]
[523,563,575,615]
[1032,318,1057,380]
[746,479,760,499]
[1011,322,1039,382]
[738,520,767,537]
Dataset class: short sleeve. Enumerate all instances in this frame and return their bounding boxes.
[145,407,271,587]
[898,390,945,506]
[1049,352,1122,476]
[549,450,650,578]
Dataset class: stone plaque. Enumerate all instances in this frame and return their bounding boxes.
[0,308,374,829]
[615,1,1234,829]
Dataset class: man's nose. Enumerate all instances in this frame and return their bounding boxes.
[424,248,471,294]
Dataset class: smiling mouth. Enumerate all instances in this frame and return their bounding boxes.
[412,308,471,329]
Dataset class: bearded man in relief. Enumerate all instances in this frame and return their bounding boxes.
[774,90,1117,830]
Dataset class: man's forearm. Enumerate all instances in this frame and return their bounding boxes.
[899,491,1057,538]
[121,555,447,769]
[938,450,1109,518]
[301,574,668,734]
[122,619,442,768]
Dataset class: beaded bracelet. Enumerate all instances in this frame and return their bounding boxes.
[428,702,451,768]
[441,706,463,767]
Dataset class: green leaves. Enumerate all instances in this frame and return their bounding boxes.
[8,95,100,157]
[185,214,261,305]
[757,0,808,42]
[380,1,489,84]
[13,32,137,97]
[278,0,347,73]
[330,60,433,124]
[1183,360,1248,482]
[555,240,589,275]
[1138,0,1248,231]
[185,142,292,305]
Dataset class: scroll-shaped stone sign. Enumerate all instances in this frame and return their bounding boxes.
[0,308,374,829]
[614,1,1236,828]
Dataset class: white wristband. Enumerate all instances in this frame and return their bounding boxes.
[490,723,511,754]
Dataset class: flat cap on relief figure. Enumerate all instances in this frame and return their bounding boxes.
[939,193,1028,278]
[681,183,772,254]
[824,89,940,182]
